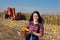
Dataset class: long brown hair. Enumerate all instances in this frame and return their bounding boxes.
[29,11,44,24]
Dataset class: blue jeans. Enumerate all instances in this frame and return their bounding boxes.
[25,34,39,40]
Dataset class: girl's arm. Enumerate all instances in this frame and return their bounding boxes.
[25,22,29,28]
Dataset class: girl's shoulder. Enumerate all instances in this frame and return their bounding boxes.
[29,21,33,25]
[26,21,33,25]
[29,21,43,25]
[28,21,43,26]
[29,21,33,24]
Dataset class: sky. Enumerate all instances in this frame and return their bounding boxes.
[0,0,60,14]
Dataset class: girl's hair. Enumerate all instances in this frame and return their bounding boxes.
[29,11,44,24]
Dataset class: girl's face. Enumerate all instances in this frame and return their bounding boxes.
[33,13,38,21]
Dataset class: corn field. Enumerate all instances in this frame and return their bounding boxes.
[0,13,60,40]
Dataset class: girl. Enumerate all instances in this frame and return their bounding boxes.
[18,11,44,40]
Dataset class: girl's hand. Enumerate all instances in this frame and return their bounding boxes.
[29,28,33,33]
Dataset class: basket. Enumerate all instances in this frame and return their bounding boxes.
[19,27,29,38]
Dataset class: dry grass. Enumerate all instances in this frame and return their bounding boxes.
[0,18,60,40]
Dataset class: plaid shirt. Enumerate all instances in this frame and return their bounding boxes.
[25,21,44,36]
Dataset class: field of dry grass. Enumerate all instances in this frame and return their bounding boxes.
[0,18,60,40]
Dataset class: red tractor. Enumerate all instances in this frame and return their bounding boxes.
[5,7,26,20]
